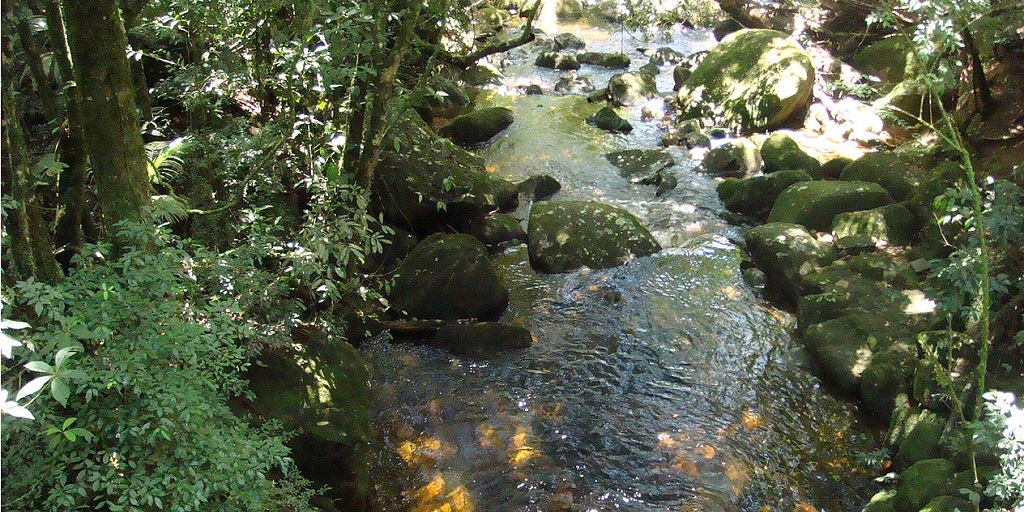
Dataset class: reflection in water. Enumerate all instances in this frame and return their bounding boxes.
[364,17,876,512]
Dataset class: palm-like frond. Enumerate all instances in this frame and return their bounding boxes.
[149,194,189,225]
[146,137,190,186]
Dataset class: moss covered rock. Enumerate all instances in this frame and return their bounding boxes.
[802,314,878,395]
[517,174,562,201]
[894,459,955,512]
[374,112,517,235]
[820,156,853,180]
[760,131,821,175]
[439,107,515,147]
[861,342,918,422]
[528,201,660,273]
[586,106,633,133]
[840,152,918,201]
[746,222,836,305]
[718,169,813,220]
[918,496,977,512]
[852,36,917,88]
[673,65,692,91]
[605,149,675,183]
[553,32,586,51]
[677,29,815,133]
[578,51,631,69]
[648,46,686,65]
[536,51,581,70]
[892,408,946,470]
[861,489,897,512]
[433,322,533,358]
[832,203,919,246]
[389,233,508,320]
[607,71,659,106]
[468,212,527,247]
[701,138,762,177]
[767,180,893,232]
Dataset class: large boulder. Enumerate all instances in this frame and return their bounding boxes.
[852,36,918,88]
[717,169,813,220]
[528,201,660,273]
[767,181,894,232]
[439,107,515,147]
[247,332,371,510]
[607,71,659,106]
[701,139,762,177]
[578,52,631,68]
[433,322,532,358]
[760,131,821,175]
[552,32,586,50]
[586,106,633,133]
[893,459,956,512]
[605,149,675,183]
[892,408,946,470]
[389,233,508,320]
[832,203,919,247]
[536,51,581,70]
[802,314,878,395]
[677,29,815,133]
[746,222,836,305]
[374,112,517,235]
[861,342,918,422]
[467,212,527,247]
[839,152,918,201]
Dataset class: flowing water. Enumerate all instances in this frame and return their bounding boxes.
[364,19,878,512]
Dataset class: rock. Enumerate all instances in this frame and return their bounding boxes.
[743,267,767,289]
[820,156,854,179]
[536,51,581,70]
[525,84,544,95]
[893,459,955,512]
[433,322,532,358]
[554,72,596,94]
[873,80,942,136]
[893,409,946,470]
[364,227,418,274]
[677,29,815,133]
[248,332,371,509]
[418,77,473,121]
[717,169,813,220]
[712,18,744,41]
[586,106,633,133]
[389,233,508,320]
[760,131,821,175]
[476,6,511,30]
[852,36,917,88]
[652,172,678,196]
[554,0,585,20]
[862,489,897,512]
[586,88,608,103]
[700,139,762,177]
[518,174,562,201]
[639,62,661,77]
[604,149,674,183]
[840,152,918,201]
[832,203,919,246]
[462,63,504,86]
[861,342,918,422]
[802,314,878,395]
[553,32,586,50]
[647,47,685,65]
[607,71,659,106]
[439,107,515,147]
[578,51,631,68]
[767,181,894,232]
[746,222,836,305]
[918,496,977,512]
[374,112,518,235]
[528,201,661,273]
[468,213,527,246]
[672,65,692,91]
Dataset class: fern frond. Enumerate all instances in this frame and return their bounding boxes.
[149,194,189,225]
[146,137,190,186]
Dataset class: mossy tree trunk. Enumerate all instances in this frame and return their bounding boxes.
[63,0,151,234]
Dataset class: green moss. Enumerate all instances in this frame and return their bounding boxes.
[852,37,917,88]
[840,152,917,201]
[717,169,812,219]
[894,459,955,512]
[528,200,660,273]
[439,107,515,146]
[578,52,631,68]
[760,131,821,175]
[832,203,919,246]
[767,180,893,232]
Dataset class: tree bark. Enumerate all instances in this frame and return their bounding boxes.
[716,0,768,29]
[16,16,58,120]
[962,27,994,114]
[63,0,151,233]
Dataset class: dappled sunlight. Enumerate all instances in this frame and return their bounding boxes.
[902,289,936,315]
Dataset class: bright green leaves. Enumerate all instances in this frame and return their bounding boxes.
[45,417,94,446]
[17,347,87,407]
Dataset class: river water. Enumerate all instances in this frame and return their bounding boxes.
[363,18,878,512]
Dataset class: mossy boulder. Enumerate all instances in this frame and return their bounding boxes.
[433,322,532,358]
[852,36,918,88]
[528,201,660,273]
[862,489,897,512]
[536,51,581,70]
[373,112,517,235]
[918,496,977,512]
[760,131,821,175]
[648,47,686,65]
[389,233,508,320]
[893,409,946,470]
[578,51,631,69]
[718,169,812,220]
[605,149,675,183]
[861,342,918,422]
[553,32,586,50]
[607,71,659,106]
[673,65,692,91]
[820,156,853,179]
[746,222,837,305]
[586,106,633,133]
[462,63,504,86]
[555,73,596,94]
[677,29,815,133]
[701,138,762,177]
[893,459,955,512]
[439,107,515,147]
[468,213,527,247]
[832,203,919,246]
[802,314,879,395]
[767,180,893,232]
[840,152,918,201]
[248,333,371,510]
[517,174,562,201]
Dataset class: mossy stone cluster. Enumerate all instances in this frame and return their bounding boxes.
[528,200,660,273]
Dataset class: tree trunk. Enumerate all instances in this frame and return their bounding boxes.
[63,0,151,234]
[17,16,58,121]
[962,27,994,114]
[128,33,153,122]
[716,0,768,29]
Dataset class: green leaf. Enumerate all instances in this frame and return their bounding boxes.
[51,378,71,406]
[54,347,77,369]
[62,417,77,430]
[16,375,52,400]
[25,361,54,374]
[62,369,88,381]
[64,430,77,442]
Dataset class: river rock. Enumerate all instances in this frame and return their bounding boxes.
[389,233,508,320]
[586,106,632,133]
[839,152,917,201]
[639,62,661,77]
[852,36,917,88]
[862,489,897,512]
[418,77,473,121]
[767,181,893,232]
[712,18,744,41]
[677,29,815,133]
[672,65,692,91]
[439,107,515,147]
[536,51,581,70]
[802,314,877,395]
[700,139,762,177]
[717,170,813,220]
[918,496,977,512]
[760,131,821,175]
[528,201,660,273]
[555,72,596,94]
[647,46,685,66]
[892,408,945,470]
[374,112,517,235]
[468,212,527,247]
[433,322,532,358]
[553,32,586,50]
[861,342,918,422]
[832,203,918,247]
[518,174,562,201]
[247,332,371,509]
[604,149,674,183]
[607,71,659,106]
[463,62,504,86]
[578,51,631,68]
[893,459,955,512]
[820,156,854,179]
[746,222,836,305]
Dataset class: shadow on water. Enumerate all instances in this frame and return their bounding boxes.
[363,17,878,512]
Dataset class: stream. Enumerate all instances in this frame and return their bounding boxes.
[363,18,879,512]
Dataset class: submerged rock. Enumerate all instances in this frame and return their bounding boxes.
[433,322,533,358]
[607,71,659,106]
[439,107,515,147]
[677,29,815,133]
[604,149,675,183]
[528,200,660,273]
[767,180,893,232]
[389,233,508,321]
[586,106,633,133]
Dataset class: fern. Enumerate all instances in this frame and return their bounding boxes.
[149,195,189,225]
[146,137,190,186]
